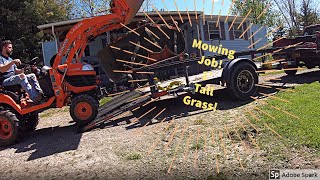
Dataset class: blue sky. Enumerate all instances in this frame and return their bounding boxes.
[154,0,232,16]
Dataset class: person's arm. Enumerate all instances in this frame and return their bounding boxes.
[0,58,21,73]
[15,67,24,74]
[0,61,15,73]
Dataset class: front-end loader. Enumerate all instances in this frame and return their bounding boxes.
[0,0,144,146]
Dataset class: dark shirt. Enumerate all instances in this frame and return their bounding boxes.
[0,55,16,78]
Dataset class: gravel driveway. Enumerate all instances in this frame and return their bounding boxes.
[0,68,319,180]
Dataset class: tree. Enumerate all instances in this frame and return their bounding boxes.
[274,0,301,36]
[72,0,112,17]
[232,0,282,27]
[273,0,319,37]
[232,0,285,40]
[139,0,156,12]
[0,0,69,60]
[57,0,77,19]
[298,0,319,29]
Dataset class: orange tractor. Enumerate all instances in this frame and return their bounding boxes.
[0,0,144,146]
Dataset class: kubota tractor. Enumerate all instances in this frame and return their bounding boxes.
[0,0,144,146]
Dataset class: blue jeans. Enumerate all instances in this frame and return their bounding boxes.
[2,73,42,101]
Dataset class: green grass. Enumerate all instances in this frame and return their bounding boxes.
[125,153,142,160]
[194,119,205,125]
[99,97,112,106]
[252,82,320,149]
[190,138,205,150]
[40,107,69,118]
[260,70,285,76]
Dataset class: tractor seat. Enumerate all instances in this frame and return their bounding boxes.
[2,84,23,93]
[0,83,23,104]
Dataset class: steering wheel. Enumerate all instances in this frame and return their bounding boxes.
[28,57,39,66]
[17,57,41,75]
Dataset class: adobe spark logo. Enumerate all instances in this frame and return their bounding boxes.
[270,169,280,179]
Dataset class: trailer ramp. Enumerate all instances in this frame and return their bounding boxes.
[78,90,151,132]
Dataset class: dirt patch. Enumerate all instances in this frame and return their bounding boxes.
[0,69,319,180]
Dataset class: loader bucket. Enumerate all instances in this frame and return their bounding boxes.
[98,23,185,83]
[122,0,144,25]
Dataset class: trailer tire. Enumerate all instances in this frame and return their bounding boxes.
[70,94,99,125]
[0,110,24,147]
[284,70,297,76]
[227,62,258,100]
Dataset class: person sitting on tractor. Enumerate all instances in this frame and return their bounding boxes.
[0,40,43,104]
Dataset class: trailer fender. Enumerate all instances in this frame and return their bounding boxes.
[221,58,257,85]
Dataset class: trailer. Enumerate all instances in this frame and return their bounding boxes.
[79,22,320,132]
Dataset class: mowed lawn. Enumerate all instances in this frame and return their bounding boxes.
[249,81,320,149]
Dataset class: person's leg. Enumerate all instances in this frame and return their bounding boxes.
[2,74,39,101]
[26,73,43,94]
[2,75,21,87]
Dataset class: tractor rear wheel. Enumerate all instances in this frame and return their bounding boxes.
[0,110,23,147]
[70,94,99,125]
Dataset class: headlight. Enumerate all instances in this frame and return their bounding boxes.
[82,64,94,71]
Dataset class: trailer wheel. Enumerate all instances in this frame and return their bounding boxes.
[70,94,99,125]
[0,110,23,147]
[227,62,258,100]
[284,70,297,76]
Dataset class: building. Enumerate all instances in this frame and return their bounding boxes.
[37,11,267,79]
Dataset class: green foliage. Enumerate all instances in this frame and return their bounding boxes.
[234,0,319,37]
[125,153,142,160]
[0,0,68,60]
[99,97,112,106]
[194,119,205,125]
[272,0,319,37]
[298,0,319,29]
[232,0,282,27]
[190,139,204,150]
[72,0,112,18]
[40,107,69,118]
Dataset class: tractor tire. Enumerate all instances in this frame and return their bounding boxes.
[0,110,23,147]
[24,114,39,132]
[70,94,99,125]
[284,70,297,76]
[227,62,258,100]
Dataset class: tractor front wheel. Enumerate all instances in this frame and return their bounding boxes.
[0,110,23,147]
[70,94,99,125]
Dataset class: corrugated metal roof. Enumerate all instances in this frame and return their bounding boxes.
[37,11,252,31]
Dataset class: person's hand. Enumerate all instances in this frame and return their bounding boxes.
[20,68,24,74]
[12,59,21,66]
